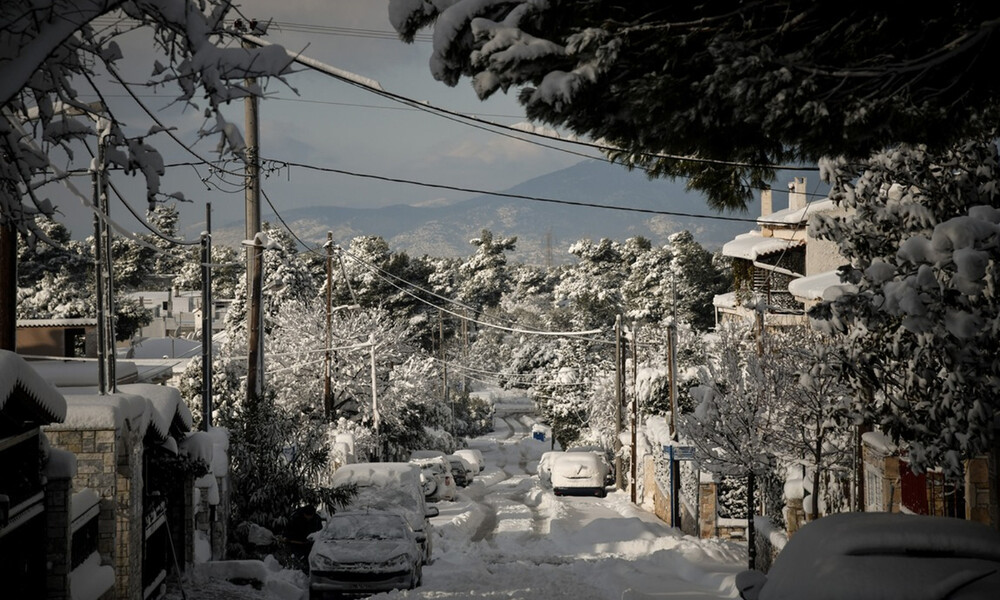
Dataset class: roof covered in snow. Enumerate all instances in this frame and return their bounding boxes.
[119,383,193,440]
[722,232,804,260]
[16,318,98,328]
[787,270,844,301]
[758,198,838,226]
[0,350,67,427]
[28,359,139,388]
[47,391,151,435]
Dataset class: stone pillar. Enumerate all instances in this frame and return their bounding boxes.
[45,476,73,600]
[699,481,717,539]
[116,427,144,600]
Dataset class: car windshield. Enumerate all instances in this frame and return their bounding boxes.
[321,514,407,541]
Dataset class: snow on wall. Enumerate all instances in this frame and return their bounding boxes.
[45,447,78,479]
[0,350,67,422]
[70,551,115,600]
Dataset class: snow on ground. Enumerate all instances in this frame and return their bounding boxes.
[167,402,746,600]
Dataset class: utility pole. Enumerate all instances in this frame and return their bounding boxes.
[667,319,681,528]
[200,203,213,430]
[614,315,623,490]
[0,220,15,351]
[92,124,116,394]
[324,232,334,420]
[440,309,451,437]
[370,335,379,460]
[630,322,638,503]
[243,35,264,402]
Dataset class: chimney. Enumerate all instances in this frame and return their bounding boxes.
[789,177,807,211]
[760,187,773,218]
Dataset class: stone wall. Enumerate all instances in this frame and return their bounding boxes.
[45,476,73,600]
[46,425,146,600]
[45,428,119,564]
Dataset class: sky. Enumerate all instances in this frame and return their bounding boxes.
[49,1,590,243]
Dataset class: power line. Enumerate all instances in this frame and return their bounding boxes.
[259,157,799,225]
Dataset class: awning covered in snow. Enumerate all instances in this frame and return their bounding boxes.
[722,232,804,260]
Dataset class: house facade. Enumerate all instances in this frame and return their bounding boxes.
[713,177,848,326]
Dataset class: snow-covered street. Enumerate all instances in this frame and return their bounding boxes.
[170,407,746,600]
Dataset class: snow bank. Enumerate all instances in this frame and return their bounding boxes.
[45,447,78,479]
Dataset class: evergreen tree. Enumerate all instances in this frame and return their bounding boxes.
[390,0,1000,210]
[809,139,1000,476]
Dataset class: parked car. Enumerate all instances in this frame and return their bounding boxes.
[410,456,457,502]
[550,452,609,497]
[447,454,476,486]
[536,451,561,487]
[308,510,422,599]
[409,449,447,461]
[329,462,440,564]
[454,448,484,473]
[567,446,615,486]
[444,455,471,487]
[736,512,1000,600]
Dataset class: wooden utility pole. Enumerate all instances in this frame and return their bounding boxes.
[614,315,624,490]
[324,232,334,420]
[630,322,638,503]
[200,203,213,430]
[667,320,681,527]
[244,38,264,402]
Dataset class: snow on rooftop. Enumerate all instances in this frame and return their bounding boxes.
[119,383,193,439]
[862,430,898,454]
[131,336,202,359]
[722,232,804,260]
[787,269,845,301]
[0,350,67,423]
[759,198,838,226]
[713,291,737,308]
[16,317,97,328]
[48,391,152,436]
[28,359,139,388]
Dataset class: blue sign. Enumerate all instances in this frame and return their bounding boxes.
[533,431,546,442]
[664,445,696,461]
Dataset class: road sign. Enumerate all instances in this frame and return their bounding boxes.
[664,445,696,461]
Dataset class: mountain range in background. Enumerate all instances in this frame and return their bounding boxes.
[211,160,821,265]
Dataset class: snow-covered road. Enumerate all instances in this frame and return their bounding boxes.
[373,411,746,600]
[169,408,746,600]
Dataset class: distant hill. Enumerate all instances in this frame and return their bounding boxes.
[212,160,820,265]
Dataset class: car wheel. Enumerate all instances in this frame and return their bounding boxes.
[598,488,607,498]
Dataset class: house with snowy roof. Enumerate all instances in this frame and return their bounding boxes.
[713,177,848,326]
[1,349,231,600]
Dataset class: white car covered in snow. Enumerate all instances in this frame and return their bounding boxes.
[330,462,439,564]
[550,452,609,498]
[454,448,484,473]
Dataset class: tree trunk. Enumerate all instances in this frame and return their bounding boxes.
[813,431,822,521]
[747,470,756,571]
